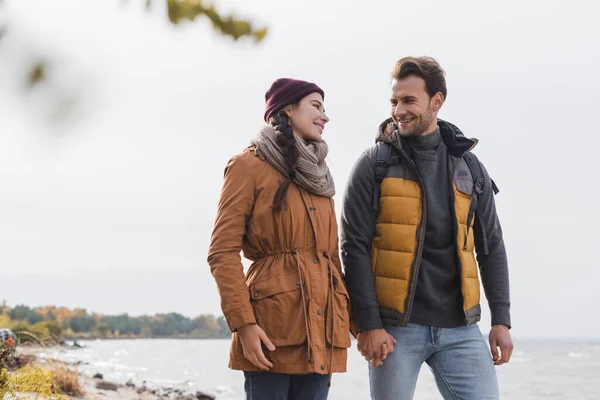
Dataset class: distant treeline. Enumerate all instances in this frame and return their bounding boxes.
[0,302,230,343]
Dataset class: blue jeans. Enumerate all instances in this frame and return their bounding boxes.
[369,323,499,400]
[244,371,330,400]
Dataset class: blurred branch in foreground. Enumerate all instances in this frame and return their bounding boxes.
[127,0,268,43]
[0,0,268,126]
[164,0,268,43]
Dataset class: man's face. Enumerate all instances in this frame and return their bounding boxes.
[390,75,442,137]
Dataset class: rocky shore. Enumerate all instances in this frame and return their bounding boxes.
[13,345,216,400]
[72,373,215,400]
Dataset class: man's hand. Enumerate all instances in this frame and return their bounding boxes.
[238,323,276,370]
[489,324,513,366]
[357,328,397,367]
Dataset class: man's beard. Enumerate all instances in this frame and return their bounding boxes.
[397,107,434,138]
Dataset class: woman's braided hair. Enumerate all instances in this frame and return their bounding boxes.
[270,110,298,212]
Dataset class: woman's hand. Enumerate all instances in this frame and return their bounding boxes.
[238,323,276,370]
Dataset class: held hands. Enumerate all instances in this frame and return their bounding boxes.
[357,328,397,367]
[238,323,276,370]
[239,324,401,370]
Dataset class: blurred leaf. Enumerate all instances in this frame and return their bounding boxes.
[252,27,268,43]
[0,0,269,134]
[165,0,268,43]
[27,62,47,88]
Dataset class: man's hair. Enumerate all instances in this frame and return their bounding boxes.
[391,56,447,100]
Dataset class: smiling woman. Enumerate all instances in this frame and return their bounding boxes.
[207,78,351,400]
[283,92,329,142]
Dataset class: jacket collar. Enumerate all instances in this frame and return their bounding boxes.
[375,118,478,157]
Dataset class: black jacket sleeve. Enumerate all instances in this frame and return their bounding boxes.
[474,161,511,328]
[340,152,384,331]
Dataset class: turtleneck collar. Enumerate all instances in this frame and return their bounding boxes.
[405,127,441,151]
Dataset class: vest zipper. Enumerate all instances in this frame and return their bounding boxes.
[448,156,468,325]
[398,151,426,326]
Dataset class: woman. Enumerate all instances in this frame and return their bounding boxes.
[207,78,351,399]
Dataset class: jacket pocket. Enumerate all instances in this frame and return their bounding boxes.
[326,276,352,348]
[249,272,307,346]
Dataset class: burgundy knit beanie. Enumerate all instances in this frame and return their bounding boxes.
[264,78,324,122]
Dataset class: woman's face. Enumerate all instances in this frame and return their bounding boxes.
[286,92,329,142]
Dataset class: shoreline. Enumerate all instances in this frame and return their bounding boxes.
[72,375,215,400]
[62,336,231,342]
[14,345,216,400]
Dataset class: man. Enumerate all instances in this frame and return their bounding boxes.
[340,56,512,399]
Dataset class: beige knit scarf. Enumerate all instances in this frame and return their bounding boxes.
[250,124,335,198]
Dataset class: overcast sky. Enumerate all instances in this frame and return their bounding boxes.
[1,0,598,339]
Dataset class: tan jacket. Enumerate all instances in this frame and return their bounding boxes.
[207,147,350,374]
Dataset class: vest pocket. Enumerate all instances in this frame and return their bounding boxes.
[454,177,473,196]
[249,272,307,346]
[454,181,476,251]
[326,278,352,348]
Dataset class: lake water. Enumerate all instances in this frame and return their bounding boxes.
[41,338,600,399]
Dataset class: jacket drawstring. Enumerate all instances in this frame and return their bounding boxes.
[292,248,313,364]
[323,251,335,387]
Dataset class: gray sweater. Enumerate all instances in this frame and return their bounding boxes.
[406,128,464,327]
